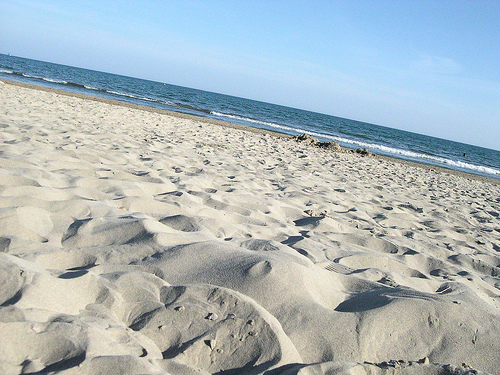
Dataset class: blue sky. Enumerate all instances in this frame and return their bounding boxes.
[1,1,499,150]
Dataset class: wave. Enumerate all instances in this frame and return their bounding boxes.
[211,111,303,132]
[211,111,500,177]
[10,71,181,109]
[104,89,178,106]
[438,158,500,176]
[107,90,146,99]
[42,77,67,84]
[5,70,84,89]
[1,67,182,110]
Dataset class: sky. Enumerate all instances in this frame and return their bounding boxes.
[1,1,499,150]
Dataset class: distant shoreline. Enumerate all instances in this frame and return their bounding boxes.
[2,77,498,185]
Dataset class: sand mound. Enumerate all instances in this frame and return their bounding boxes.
[128,283,301,373]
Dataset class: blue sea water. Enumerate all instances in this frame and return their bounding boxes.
[1,54,499,180]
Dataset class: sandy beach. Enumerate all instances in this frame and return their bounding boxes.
[1,79,500,374]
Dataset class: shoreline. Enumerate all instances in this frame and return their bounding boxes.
[2,78,498,185]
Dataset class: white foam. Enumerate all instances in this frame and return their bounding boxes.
[211,111,302,133]
[105,90,168,105]
[42,77,67,84]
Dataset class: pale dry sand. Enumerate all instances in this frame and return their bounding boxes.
[1,80,499,375]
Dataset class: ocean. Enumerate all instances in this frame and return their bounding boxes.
[1,53,499,180]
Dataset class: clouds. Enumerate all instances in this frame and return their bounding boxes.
[412,55,464,75]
